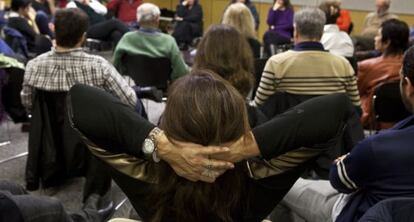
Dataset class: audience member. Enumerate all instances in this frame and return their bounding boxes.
[357,19,409,128]
[106,0,142,27]
[113,3,189,81]
[0,180,112,222]
[66,0,130,45]
[8,0,52,54]
[320,1,354,57]
[222,3,261,58]
[20,8,137,208]
[355,0,398,51]
[333,0,352,33]
[172,0,203,49]
[31,0,55,16]
[21,8,137,112]
[263,0,294,54]
[31,0,55,38]
[230,0,259,30]
[254,8,360,108]
[193,24,266,127]
[68,69,357,221]
[273,45,414,222]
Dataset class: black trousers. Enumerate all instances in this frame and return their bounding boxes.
[87,19,129,46]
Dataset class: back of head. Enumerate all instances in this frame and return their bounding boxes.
[403,46,414,84]
[319,1,340,24]
[151,70,250,222]
[294,8,326,40]
[11,0,30,12]
[194,24,254,97]
[381,19,409,56]
[222,3,256,39]
[55,8,89,48]
[136,3,160,26]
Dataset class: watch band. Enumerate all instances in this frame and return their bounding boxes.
[148,127,162,162]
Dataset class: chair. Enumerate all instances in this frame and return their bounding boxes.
[85,38,113,52]
[121,54,172,93]
[371,81,411,130]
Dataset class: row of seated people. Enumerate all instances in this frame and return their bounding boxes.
[0,2,414,222]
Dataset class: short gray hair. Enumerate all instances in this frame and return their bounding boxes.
[136,3,160,23]
[294,8,326,40]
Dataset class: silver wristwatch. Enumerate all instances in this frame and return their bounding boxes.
[142,127,162,162]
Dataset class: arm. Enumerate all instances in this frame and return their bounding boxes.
[277,9,294,32]
[69,84,233,182]
[329,138,374,193]
[249,5,260,29]
[266,8,276,27]
[89,0,108,15]
[169,38,190,79]
[101,60,138,108]
[253,59,280,106]
[343,63,361,107]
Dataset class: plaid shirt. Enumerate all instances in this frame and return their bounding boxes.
[21,47,137,111]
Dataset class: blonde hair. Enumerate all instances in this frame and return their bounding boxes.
[222,3,256,39]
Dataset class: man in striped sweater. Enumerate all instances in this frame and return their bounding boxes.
[273,46,414,222]
[254,8,360,108]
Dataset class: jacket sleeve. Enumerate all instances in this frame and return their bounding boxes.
[252,93,354,159]
[329,138,374,193]
[68,84,154,157]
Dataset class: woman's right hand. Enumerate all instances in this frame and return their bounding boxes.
[273,2,281,10]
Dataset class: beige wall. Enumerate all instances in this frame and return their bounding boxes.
[146,0,414,42]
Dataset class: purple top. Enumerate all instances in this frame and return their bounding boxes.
[266,7,294,39]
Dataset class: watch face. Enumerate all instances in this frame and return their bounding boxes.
[143,138,155,154]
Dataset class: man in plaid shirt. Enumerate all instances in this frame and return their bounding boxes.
[21,8,137,112]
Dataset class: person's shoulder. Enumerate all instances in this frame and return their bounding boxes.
[26,51,54,66]
[268,50,297,64]
[359,56,383,67]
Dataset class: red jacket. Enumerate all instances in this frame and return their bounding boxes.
[107,0,142,23]
[337,9,351,32]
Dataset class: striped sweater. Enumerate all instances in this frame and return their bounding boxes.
[254,49,361,107]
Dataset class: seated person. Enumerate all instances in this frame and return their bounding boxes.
[320,1,354,58]
[357,19,409,128]
[193,24,266,127]
[0,180,111,222]
[113,3,189,81]
[31,0,55,38]
[68,69,358,222]
[172,0,203,49]
[230,0,259,30]
[334,0,352,33]
[254,8,360,109]
[7,0,52,54]
[66,0,130,45]
[354,0,398,51]
[222,3,261,58]
[272,45,414,222]
[263,0,294,55]
[106,0,142,27]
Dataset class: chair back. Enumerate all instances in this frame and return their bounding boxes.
[373,81,411,129]
[121,54,172,92]
[359,197,414,222]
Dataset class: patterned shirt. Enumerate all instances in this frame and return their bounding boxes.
[21,47,137,111]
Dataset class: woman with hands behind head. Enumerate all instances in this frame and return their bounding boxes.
[69,69,357,221]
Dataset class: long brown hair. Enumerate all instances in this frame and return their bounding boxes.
[149,70,251,222]
[193,24,254,98]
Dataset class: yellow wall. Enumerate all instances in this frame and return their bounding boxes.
[146,0,414,42]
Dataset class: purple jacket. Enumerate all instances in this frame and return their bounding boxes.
[266,7,294,39]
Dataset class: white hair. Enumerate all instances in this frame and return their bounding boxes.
[136,3,160,24]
